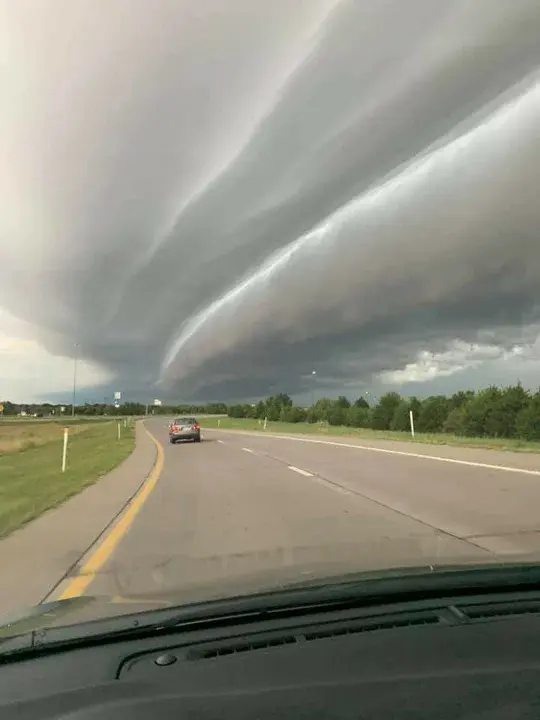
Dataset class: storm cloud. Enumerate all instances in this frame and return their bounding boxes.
[1,0,540,402]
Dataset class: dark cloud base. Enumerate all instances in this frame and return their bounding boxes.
[2,0,540,401]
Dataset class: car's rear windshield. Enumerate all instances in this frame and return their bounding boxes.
[174,417,196,425]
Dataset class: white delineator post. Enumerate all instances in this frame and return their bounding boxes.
[62,427,69,472]
[409,410,415,438]
[263,416,268,430]
[218,419,221,427]
[117,422,121,440]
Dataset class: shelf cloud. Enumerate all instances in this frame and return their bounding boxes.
[1,0,540,401]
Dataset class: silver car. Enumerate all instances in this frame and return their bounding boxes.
[169,417,201,444]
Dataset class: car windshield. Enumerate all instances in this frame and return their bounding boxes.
[1,1,540,643]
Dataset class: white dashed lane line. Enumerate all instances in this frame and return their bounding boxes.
[242,447,256,454]
[288,465,313,477]
[211,430,540,477]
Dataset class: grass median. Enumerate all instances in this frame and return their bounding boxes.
[0,420,135,539]
[201,416,540,453]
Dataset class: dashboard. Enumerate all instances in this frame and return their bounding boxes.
[1,602,540,719]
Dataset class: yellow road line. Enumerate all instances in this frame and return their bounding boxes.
[58,424,164,599]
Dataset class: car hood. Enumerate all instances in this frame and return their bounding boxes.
[4,543,540,651]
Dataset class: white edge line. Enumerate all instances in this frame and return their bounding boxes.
[212,430,540,476]
[242,447,255,454]
[288,465,313,477]
[217,439,225,444]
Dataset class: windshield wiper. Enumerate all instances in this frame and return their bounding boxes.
[0,596,98,655]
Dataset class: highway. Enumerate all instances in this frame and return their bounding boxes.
[72,418,540,603]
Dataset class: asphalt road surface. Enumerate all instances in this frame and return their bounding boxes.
[79,418,540,603]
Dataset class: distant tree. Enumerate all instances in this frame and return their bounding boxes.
[228,404,246,418]
[122,402,145,416]
[207,402,227,415]
[275,393,293,408]
[311,398,335,422]
[390,401,411,432]
[443,406,467,435]
[346,405,371,428]
[0,401,17,416]
[409,396,422,419]
[483,384,530,438]
[449,390,475,410]
[80,404,97,416]
[516,391,540,441]
[244,404,257,418]
[353,396,370,409]
[336,395,351,409]
[327,404,347,426]
[282,405,307,423]
[265,396,281,421]
[417,396,450,433]
[372,392,402,430]
[462,386,502,437]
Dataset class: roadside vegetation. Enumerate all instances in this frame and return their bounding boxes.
[200,385,540,452]
[222,386,540,441]
[0,418,110,454]
[0,419,135,538]
[3,382,540,454]
[201,416,540,453]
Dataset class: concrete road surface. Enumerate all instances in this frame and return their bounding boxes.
[59,418,540,603]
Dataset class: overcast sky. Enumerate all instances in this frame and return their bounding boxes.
[1,0,540,404]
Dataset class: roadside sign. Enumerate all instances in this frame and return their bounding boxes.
[114,402,120,409]
[0,403,4,414]
[153,398,162,406]
[114,391,122,400]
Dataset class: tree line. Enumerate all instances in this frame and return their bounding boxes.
[0,401,228,418]
[227,385,540,441]
[3,384,540,440]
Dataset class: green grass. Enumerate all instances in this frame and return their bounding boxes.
[0,416,131,424]
[0,420,136,539]
[201,416,540,453]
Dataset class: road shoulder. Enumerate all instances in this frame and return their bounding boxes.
[0,421,158,617]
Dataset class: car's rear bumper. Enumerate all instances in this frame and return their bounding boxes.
[169,432,200,441]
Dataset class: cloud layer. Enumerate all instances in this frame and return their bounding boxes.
[2,0,540,401]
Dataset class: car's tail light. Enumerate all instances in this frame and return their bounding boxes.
[194,424,200,430]
[171,425,179,432]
